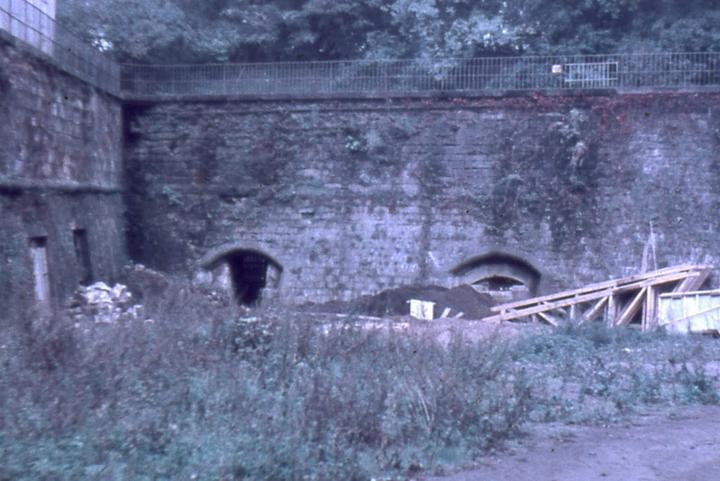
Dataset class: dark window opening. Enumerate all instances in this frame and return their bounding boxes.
[227,251,271,307]
[73,229,93,285]
[475,275,525,292]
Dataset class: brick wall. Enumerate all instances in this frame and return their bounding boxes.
[0,32,125,321]
[124,92,720,305]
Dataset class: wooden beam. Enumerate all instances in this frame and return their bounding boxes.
[491,269,705,314]
[674,276,697,293]
[483,271,701,323]
[615,287,647,327]
[537,311,559,327]
[673,268,711,293]
[643,286,657,332]
[660,289,720,298]
[607,295,618,327]
[490,264,709,312]
[581,296,608,324]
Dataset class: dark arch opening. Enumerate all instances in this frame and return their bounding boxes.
[450,251,542,301]
[201,248,283,307]
[480,275,524,292]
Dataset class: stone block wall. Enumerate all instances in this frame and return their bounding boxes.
[6,15,720,314]
[0,32,125,321]
[124,92,720,305]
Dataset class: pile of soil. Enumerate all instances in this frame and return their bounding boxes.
[305,284,496,320]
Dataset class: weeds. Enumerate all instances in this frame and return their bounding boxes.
[1,297,719,481]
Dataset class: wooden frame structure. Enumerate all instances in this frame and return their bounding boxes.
[482,264,713,331]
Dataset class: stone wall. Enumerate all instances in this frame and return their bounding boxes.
[0,32,126,321]
[124,91,720,305]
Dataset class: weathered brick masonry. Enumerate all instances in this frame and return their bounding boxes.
[4,25,720,314]
[0,32,125,320]
[124,92,720,305]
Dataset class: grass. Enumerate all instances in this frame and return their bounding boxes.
[1,285,719,481]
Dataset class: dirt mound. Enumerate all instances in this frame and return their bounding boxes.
[306,284,496,320]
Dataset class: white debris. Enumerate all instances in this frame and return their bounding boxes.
[67,282,147,325]
[407,299,435,320]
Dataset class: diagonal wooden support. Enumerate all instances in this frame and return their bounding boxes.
[581,296,608,324]
[615,287,648,327]
[673,268,711,293]
[537,311,559,327]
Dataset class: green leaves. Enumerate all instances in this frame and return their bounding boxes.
[367,0,517,59]
[57,0,720,63]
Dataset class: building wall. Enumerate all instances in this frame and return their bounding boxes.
[4,2,720,314]
[0,0,56,54]
[124,92,720,305]
[0,31,125,321]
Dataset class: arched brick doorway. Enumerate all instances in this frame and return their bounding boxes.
[199,246,283,307]
[450,251,541,303]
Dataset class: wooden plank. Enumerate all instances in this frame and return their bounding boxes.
[643,286,659,331]
[491,264,708,312]
[615,287,647,327]
[581,296,608,324]
[665,303,720,326]
[537,311,559,327]
[660,289,720,298]
[674,276,698,293]
[672,268,711,293]
[484,271,701,322]
[687,268,711,291]
[607,295,618,327]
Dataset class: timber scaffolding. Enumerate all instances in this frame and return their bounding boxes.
[482,264,713,331]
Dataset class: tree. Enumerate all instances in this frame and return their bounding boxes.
[362,0,518,60]
[57,0,720,64]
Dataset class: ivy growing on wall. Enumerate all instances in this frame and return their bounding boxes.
[489,107,600,248]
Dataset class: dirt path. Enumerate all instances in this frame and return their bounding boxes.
[424,405,720,481]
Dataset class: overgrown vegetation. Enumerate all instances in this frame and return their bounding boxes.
[1,285,719,480]
[58,0,720,64]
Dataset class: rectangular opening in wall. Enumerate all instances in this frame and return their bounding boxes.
[29,236,51,312]
[73,228,93,285]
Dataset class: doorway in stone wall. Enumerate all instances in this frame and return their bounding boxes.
[73,228,93,285]
[226,251,269,306]
[450,251,541,304]
[200,247,283,307]
[29,236,52,314]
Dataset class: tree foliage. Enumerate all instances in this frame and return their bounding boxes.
[57,0,720,63]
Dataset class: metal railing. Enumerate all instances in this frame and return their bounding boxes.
[121,53,720,98]
[1,0,720,100]
[0,0,122,96]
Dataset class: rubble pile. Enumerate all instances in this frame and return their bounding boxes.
[304,284,496,320]
[123,263,171,300]
[67,282,149,324]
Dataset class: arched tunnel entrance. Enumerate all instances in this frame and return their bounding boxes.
[450,252,541,303]
[199,247,283,307]
[226,250,273,306]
